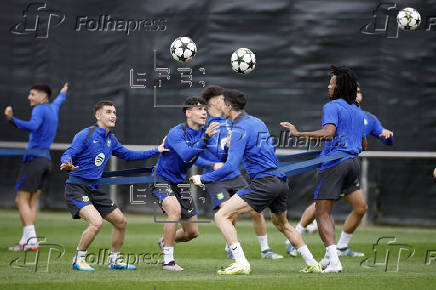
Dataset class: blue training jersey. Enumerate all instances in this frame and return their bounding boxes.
[362,110,394,145]
[319,99,365,170]
[61,126,160,180]
[201,112,284,182]
[12,92,66,161]
[154,123,207,184]
[195,115,241,181]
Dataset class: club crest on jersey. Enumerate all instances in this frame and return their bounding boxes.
[82,196,89,202]
[95,153,105,166]
[107,140,111,147]
[217,192,225,200]
[364,118,368,125]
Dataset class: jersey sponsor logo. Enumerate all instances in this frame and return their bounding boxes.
[82,196,89,202]
[94,153,105,166]
[220,138,227,150]
[216,192,225,200]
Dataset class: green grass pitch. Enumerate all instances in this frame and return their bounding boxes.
[1,209,435,289]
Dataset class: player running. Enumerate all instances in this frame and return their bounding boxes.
[198,85,282,259]
[191,89,320,275]
[5,83,68,252]
[60,100,166,271]
[281,65,366,273]
[285,85,394,258]
[153,97,219,271]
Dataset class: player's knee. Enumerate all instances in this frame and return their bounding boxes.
[90,218,103,232]
[214,210,229,223]
[117,216,127,230]
[272,218,285,232]
[187,229,199,240]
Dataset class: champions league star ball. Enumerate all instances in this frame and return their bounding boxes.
[231,48,256,74]
[397,7,421,31]
[170,37,197,62]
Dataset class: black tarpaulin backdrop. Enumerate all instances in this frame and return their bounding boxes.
[0,0,435,225]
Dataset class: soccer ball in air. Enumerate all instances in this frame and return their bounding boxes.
[231,48,256,74]
[170,37,197,62]
[397,7,421,31]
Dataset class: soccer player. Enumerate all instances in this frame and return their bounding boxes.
[199,85,282,259]
[60,100,167,271]
[285,85,394,257]
[190,89,320,275]
[281,65,366,273]
[153,97,219,271]
[5,83,68,251]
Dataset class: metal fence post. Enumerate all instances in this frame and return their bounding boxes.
[361,157,369,225]
[110,156,118,203]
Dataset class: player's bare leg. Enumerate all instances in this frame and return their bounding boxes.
[271,211,319,272]
[9,191,39,251]
[160,196,183,271]
[29,190,41,225]
[71,204,103,270]
[286,202,316,256]
[337,189,367,257]
[105,208,135,269]
[174,215,199,242]
[251,211,283,259]
[77,205,103,251]
[215,194,252,274]
[301,202,316,228]
[315,199,342,272]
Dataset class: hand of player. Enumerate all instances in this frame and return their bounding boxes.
[206,122,220,138]
[433,168,436,178]
[158,136,170,153]
[60,158,79,171]
[189,175,203,186]
[213,162,224,170]
[379,129,393,139]
[4,106,13,120]
[60,82,68,93]
[226,130,231,148]
[280,122,299,136]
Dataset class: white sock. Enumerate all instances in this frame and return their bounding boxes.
[163,246,174,264]
[295,223,305,234]
[109,252,120,264]
[19,227,27,245]
[257,235,269,252]
[326,245,340,265]
[337,231,353,249]
[73,248,87,264]
[23,225,37,244]
[230,242,248,264]
[297,244,317,266]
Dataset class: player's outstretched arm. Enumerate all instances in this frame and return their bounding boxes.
[280,122,336,139]
[52,82,68,109]
[111,136,163,161]
[8,106,44,132]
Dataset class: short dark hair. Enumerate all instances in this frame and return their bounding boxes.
[223,89,246,111]
[182,97,207,113]
[201,85,225,103]
[31,84,52,100]
[94,100,115,114]
[330,65,358,105]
